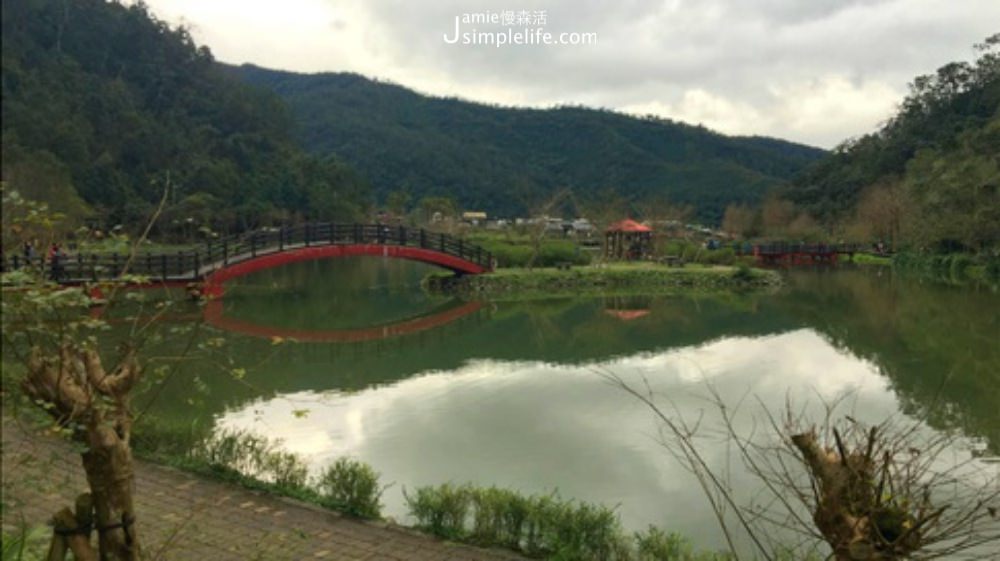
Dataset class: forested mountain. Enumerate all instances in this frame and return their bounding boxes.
[1,0,370,236]
[785,35,999,252]
[231,65,826,223]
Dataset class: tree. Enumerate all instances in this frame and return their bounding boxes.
[1,186,200,560]
[902,117,1000,253]
[854,180,909,250]
[386,190,412,220]
[721,204,760,239]
[522,188,574,269]
[2,0,371,236]
[760,195,797,238]
[417,196,457,227]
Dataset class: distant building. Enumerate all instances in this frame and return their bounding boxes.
[571,218,595,236]
[605,218,653,260]
[462,211,487,226]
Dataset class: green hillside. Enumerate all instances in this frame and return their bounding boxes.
[785,34,999,252]
[231,65,826,223]
[1,0,369,236]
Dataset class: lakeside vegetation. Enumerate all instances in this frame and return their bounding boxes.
[13,415,731,561]
[425,263,780,300]
[844,251,1000,285]
[135,426,766,560]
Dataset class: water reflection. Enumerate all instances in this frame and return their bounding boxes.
[215,328,916,547]
[203,298,483,343]
[127,260,999,550]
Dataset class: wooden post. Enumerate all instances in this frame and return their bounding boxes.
[279,227,285,251]
[160,254,167,280]
[420,229,426,248]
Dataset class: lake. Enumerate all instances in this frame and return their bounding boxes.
[133,257,1000,552]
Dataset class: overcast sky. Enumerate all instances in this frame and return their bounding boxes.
[143,0,997,148]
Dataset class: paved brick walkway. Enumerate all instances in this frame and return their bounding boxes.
[2,420,524,561]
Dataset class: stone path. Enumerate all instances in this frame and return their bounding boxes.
[1,420,524,561]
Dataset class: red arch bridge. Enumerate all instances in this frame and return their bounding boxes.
[4,223,494,296]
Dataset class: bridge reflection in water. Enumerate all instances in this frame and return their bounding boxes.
[92,297,485,345]
[202,298,484,343]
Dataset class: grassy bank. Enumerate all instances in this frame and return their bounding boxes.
[847,253,893,266]
[425,263,781,300]
[464,232,756,269]
[128,422,738,560]
[892,252,1000,284]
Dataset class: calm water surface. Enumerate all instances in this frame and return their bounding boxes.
[138,257,1000,550]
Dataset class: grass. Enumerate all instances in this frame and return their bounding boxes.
[892,252,1000,284]
[425,262,781,301]
[1,525,48,561]
[465,234,592,268]
[850,253,892,266]
[131,423,385,520]
[404,483,735,560]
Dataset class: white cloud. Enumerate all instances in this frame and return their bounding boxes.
[141,0,999,147]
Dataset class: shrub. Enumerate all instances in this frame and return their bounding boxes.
[634,527,735,560]
[731,264,755,282]
[190,430,308,489]
[405,484,634,560]
[316,457,384,519]
[405,483,472,539]
[948,254,974,279]
[699,247,736,265]
[985,257,1000,282]
[479,239,590,268]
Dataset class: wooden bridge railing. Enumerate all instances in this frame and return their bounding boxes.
[1,223,493,284]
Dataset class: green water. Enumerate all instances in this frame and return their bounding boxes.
[135,257,1000,550]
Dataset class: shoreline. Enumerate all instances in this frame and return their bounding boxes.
[424,263,782,301]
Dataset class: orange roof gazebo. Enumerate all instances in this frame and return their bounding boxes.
[606,219,653,233]
[605,218,653,260]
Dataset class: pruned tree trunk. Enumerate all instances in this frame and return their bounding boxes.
[24,344,142,561]
[48,494,98,561]
[791,429,921,561]
[792,430,877,560]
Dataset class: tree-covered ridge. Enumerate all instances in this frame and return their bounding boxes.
[785,35,999,251]
[231,64,826,223]
[1,0,370,236]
